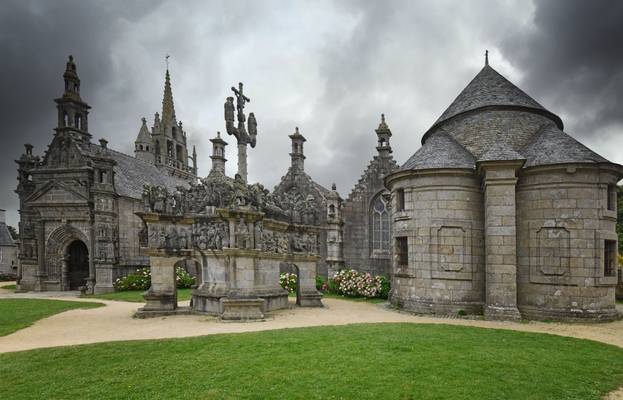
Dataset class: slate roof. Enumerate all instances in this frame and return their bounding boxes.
[433,65,551,127]
[400,64,616,173]
[0,223,15,247]
[401,132,475,171]
[521,123,608,168]
[478,141,525,163]
[92,146,189,199]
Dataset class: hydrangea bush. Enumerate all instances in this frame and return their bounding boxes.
[114,266,195,291]
[279,272,298,293]
[329,269,389,299]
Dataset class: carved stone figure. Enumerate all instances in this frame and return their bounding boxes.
[235,217,251,249]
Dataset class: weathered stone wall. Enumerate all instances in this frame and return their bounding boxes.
[516,165,619,320]
[117,197,149,268]
[388,170,485,314]
[343,155,397,277]
[0,245,18,278]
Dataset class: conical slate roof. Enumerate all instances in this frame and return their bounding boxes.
[401,132,475,171]
[135,118,152,144]
[522,123,608,168]
[433,65,552,126]
[478,141,525,163]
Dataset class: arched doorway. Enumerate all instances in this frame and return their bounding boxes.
[280,262,301,305]
[66,240,89,290]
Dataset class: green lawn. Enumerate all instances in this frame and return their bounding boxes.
[0,284,16,290]
[2,323,623,399]
[83,288,192,303]
[0,299,103,337]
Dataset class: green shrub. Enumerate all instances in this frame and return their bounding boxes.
[279,272,297,293]
[315,275,328,291]
[114,266,196,291]
[328,269,390,299]
[175,267,196,289]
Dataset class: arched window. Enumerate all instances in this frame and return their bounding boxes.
[371,194,390,252]
[75,114,81,129]
[63,113,69,127]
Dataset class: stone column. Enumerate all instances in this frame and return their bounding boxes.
[480,161,523,320]
[237,143,248,183]
[137,256,178,317]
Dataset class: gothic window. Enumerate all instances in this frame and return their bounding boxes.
[371,194,390,252]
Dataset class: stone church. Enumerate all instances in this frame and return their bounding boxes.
[14,54,622,321]
[385,56,622,320]
[16,56,195,293]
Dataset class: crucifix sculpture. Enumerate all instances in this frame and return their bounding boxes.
[224,82,257,183]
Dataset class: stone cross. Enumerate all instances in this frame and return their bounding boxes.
[225,82,258,183]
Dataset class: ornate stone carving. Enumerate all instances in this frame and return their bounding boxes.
[191,221,229,250]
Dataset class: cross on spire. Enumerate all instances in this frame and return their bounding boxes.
[165,54,170,70]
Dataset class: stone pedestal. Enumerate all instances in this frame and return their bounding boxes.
[298,290,323,307]
[221,298,265,320]
[480,160,523,321]
[93,265,115,294]
[136,256,177,317]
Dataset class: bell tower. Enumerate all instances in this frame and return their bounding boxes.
[54,55,91,143]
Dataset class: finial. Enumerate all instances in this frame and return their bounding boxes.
[485,50,489,66]
[295,126,299,134]
[332,183,337,190]
[141,117,146,125]
[165,54,170,70]
[217,131,221,138]
[68,55,74,62]
[377,113,389,130]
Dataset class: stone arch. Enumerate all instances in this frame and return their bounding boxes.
[280,262,301,305]
[45,224,90,286]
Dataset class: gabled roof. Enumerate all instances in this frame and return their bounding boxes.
[401,132,475,171]
[94,146,189,199]
[521,124,608,168]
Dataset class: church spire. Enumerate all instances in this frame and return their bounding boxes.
[161,68,176,125]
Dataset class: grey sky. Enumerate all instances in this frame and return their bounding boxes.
[1,0,622,228]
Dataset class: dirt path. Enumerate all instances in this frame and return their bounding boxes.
[2,293,623,353]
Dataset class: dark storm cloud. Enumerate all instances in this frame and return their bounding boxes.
[0,0,620,228]
[0,0,162,225]
[500,0,623,135]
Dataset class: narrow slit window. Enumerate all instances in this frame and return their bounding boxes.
[604,240,617,277]
[396,237,408,267]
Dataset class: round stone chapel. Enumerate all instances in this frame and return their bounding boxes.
[385,60,623,321]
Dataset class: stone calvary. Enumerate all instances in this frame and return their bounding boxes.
[137,83,323,319]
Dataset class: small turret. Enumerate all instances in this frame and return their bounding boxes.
[210,132,228,175]
[289,127,306,171]
[54,55,91,143]
[135,117,154,163]
[375,113,392,158]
